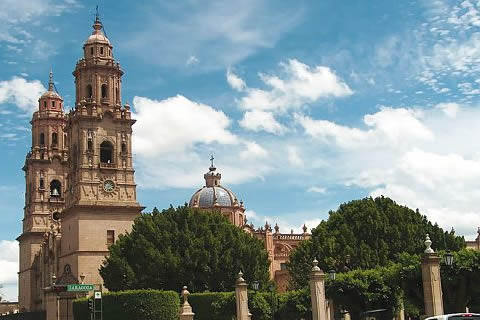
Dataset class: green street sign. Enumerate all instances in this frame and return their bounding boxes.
[67,284,94,292]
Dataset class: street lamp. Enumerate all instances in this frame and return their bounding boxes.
[443,251,454,266]
[252,280,260,291]
[327,269,336,281]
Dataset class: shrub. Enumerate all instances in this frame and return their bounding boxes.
[72,289,178,320]
[276,288,311,320]
[188,292,236,320]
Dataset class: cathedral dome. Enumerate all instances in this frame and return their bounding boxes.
[188,160,241,209]
[189,185,239,208]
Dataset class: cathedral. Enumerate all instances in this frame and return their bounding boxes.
[17,14,307,320]
[17,15,143,318]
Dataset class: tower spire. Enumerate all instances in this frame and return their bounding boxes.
[48,69,54,91]
[93,5,103,32]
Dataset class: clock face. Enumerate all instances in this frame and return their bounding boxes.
[103,180,115,192]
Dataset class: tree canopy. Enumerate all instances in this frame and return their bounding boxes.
[287,196,465,288]
[100,206,271,292]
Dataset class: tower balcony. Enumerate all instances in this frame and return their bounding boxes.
[99,162,116,169]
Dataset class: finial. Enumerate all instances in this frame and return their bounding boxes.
[237,270,245,283]
[209,155,216,171]
[312,258,321,271]
[95,5,100,22]
[424,234,434,253]
[93,5,103,31]
[48,69,54,91]
[274,223,279,234]
[181,286,190,303]
[302,223,308,234]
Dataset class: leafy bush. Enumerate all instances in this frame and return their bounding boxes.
[276,288,311,320]
[188,292,236,320]
[72,289,178,320]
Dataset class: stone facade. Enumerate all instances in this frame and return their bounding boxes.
[189,163,310,292]
[466,228,480,250]
[17,15,143,316]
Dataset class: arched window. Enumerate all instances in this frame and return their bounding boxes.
[43,101,47,108]
[86,84,93,98]
[121,142,126,153]
[52,132,58,145]
[101,84,107,99]
[100,141,113,163]
[52,101,55,108]
[50,180,61,198]
[39,177,45,189]
[90,47,94,55]
[100,47,104,55]
[39,133,45,146]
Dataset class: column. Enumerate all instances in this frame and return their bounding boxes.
[235,271,251,320]
[421,234,444,317]
[310,258,327,320]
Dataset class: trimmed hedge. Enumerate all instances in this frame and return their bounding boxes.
[72,289,179,320]
[189,292,235,320]
[188,289,311,320]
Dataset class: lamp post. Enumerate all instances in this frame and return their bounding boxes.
[327,269,336,281]
[443,251,454,266]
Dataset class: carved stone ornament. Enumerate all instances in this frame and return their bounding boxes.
[56,264,79,285]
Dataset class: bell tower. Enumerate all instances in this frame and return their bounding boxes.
[18,71,67,311]
[59,14,143,288]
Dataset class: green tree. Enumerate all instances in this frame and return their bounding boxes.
[287,196,465,289]
[325,265,403,320]
[100,206,270,292]
[441,249,480,312]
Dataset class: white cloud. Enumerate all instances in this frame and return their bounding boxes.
[239,110,285,134]
[295,103,480,237]
[240,141,268,160]
[287,145,303,167]
[307,186,327,194]
[236,59,352,113]
[133,95,237,157]
[123,1,302,71]
[227,68,247,92]
[132,95,271,189]
[296,107,434,150]
[436,102,460,118]
[0,240,18,283]
[186,55,199,66]
[0,76,45,114]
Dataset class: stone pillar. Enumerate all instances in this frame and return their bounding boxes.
[326,299,335,320]
[310,258,327,320]
[235,271,252,320]
[421,234,444,317]
[179,286,195,320]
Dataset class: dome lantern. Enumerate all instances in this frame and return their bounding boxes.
[38,70,63,112]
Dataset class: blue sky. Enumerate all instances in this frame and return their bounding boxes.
[1,0,480,301]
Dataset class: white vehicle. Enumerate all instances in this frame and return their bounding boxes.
[425,313,480,320]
